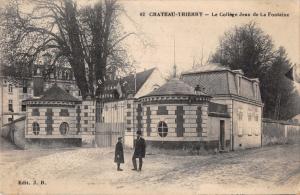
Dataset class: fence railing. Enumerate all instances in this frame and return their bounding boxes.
[95,122,125,147]
[262,118,300,145]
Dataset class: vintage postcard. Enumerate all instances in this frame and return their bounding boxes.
[0,0,299,194]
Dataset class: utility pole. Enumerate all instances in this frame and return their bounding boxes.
[173,38,177,78]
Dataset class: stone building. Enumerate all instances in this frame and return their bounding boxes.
[139,78,231,150]
[24,84,81,145]
[181,63,263,150]
[0,64,82,127]
[98,64,263,151]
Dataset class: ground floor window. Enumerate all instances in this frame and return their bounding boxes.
[59,122,69,135]
[33,122,40,135]
[158,121,168,137]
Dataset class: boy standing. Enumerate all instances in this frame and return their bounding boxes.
[114,137,124,171]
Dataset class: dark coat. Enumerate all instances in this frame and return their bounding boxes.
[114,142,124,163]
[133,137,146,158]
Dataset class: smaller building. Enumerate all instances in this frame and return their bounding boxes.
[24,84,82,145]
[139,78,231,150]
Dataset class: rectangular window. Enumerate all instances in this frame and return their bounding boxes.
[8,84,13,93]
[127,112,131,117]
[127,120,131,124]
[84,112,88,117]
[248,113,252,121]
[127,104,131,109]
[84,120,88,124]
[32,108,40,116]
[21,105,26,112]
[78,90,81,96]
[157,106,168,115]
[8,100,13,112]
[238,112,243,121]
[23,87,27,93]
[84,105,88,109]
[59,109,69,116]
[127,127,131,132]
[238,127,243,136]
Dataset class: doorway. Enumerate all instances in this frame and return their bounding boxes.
[220,120,225,150]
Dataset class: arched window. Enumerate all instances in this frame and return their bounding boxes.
[158,121,168,137]
[32,122,40,135]
[59,122,69,135]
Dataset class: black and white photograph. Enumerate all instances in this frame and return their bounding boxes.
[0,0,299,194]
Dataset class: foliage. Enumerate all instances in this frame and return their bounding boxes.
[0,0,134,99]
[211,22,299,119]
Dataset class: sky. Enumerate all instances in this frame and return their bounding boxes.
[0,0,299,90]
[116,0,299,77]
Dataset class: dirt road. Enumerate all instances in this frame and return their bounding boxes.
[1,138,299,194]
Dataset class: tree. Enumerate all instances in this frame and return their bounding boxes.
[211,22,299,119]
[0,0,134,99]
[211,22,274,78]
[260,47,299,119]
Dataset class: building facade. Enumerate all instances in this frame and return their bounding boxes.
[181,63,263,150]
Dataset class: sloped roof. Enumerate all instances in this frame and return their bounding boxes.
[38,83,80,102]
[182,63,230,75]
[99,68,156,100]
[145,78,207,97]
[121,68,155,93]
[182,65,262,104]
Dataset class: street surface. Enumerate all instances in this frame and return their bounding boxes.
[1,137,299,194]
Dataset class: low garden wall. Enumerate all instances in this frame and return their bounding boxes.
[262,118,300,145]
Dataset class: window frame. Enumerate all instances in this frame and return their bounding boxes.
[32,122,40,135]
[59,122,69,135]
[157,121,168,137]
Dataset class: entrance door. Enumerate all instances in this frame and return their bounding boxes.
[220,120,225,150]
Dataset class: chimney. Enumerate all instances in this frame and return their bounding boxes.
[33,67,44,97]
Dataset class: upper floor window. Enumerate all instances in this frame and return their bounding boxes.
[8,84,13,93]
[248,113,252,121]
[21,105,26,112]
[255,114,259,121]
[23,87,27,93]
[8,100,13,112]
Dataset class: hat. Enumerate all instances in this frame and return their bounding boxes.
[118,137,123,140]
[136,130,142,135]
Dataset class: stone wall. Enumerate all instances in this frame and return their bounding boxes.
[141,103,209,140]
[1,117,26,149]
[26,105,78,137]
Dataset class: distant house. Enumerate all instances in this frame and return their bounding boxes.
[289,114,300,123]
[181,63,263,150]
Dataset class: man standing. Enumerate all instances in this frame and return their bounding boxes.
[132,130,146,171]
